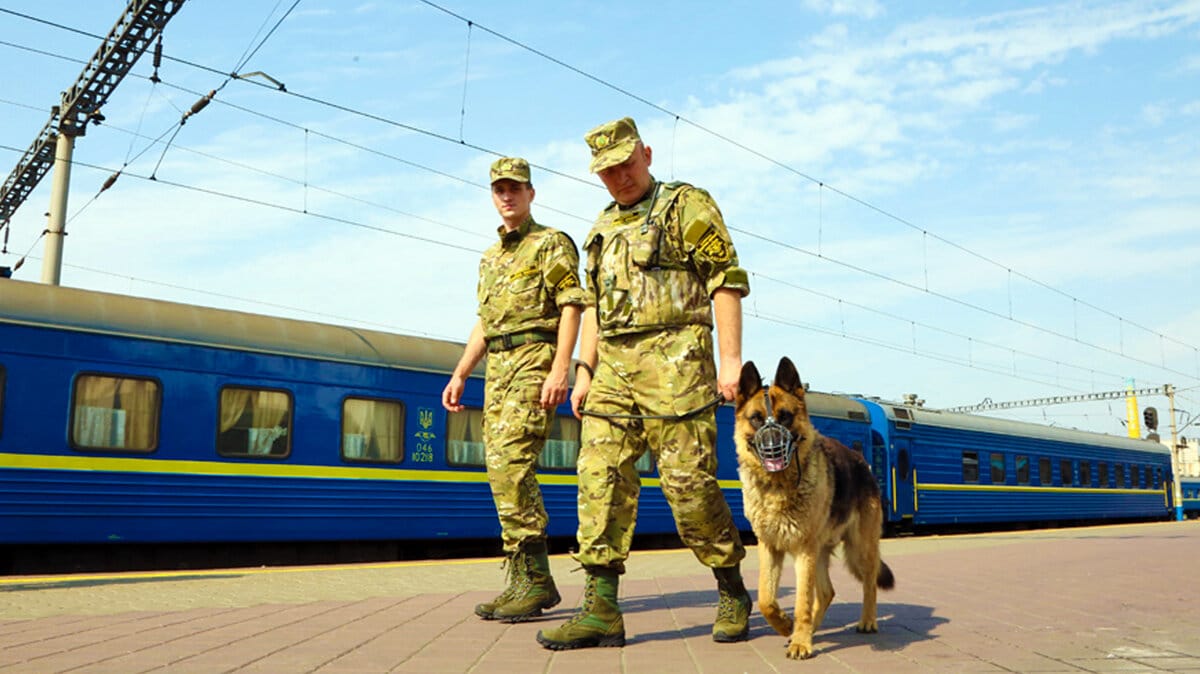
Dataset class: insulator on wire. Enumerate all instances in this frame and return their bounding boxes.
[100,171,121,193]
[181,90,215,124]
[150,37,163,83]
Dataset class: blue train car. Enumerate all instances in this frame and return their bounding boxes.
[858,398,1174,530]
[0,279,878,549]
[0,279,616,545]
[1181,478,1200,519]
[0,278,1178,554]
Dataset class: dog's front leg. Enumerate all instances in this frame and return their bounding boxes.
[757,545,791,636]
[787,547,818,659]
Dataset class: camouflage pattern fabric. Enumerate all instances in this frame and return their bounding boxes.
[483,340,555,552]
[582,181,749,337]
[479,216,585,338]
[584,116,641,173]
[576,325,746,569]
[491,156,531,183]
[477,215,584,553]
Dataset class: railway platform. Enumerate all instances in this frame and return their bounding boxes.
[2,520,1199,673]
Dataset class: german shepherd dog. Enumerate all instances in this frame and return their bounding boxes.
[734,357,895,660]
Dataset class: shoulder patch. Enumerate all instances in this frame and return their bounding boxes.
[546,260,580,290]
[683,217,731,262]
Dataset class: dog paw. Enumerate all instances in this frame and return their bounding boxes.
[856,619,878,633]
[762,606,794,637]
[786,640,815,660]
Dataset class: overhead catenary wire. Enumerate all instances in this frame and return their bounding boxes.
[1,35,1196,390]
[0,86,1153,397]
[2,9,1197,396]
[0,142,485,257]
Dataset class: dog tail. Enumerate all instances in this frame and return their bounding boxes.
[877,561,895,590]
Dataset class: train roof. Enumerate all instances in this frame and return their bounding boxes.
[804,391,872,423]
[0,279,476,376]
[869,400,1169,455]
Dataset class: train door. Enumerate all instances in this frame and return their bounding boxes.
[891,437,916,521]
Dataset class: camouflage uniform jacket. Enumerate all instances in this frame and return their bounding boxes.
[478,216,585,338]
[583,179,750,337]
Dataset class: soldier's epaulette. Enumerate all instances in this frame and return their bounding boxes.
[553,229,577,251]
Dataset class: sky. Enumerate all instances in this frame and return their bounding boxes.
[1,0,1199,439]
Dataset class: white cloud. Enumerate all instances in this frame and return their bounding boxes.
[803,0,885,20]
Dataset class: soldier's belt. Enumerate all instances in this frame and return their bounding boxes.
[486,329,556,353]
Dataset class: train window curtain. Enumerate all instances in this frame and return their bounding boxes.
[217,387,292,457]
[446,408,485,466]
[342,398,404,463]
[71,374,160,451]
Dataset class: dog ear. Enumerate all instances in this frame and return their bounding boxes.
[773,356,804,394]
[737,361,763,408]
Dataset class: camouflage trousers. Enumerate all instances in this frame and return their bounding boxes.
[576,324,745,570]
[484,341,555,553]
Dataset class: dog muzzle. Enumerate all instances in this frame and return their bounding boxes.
[753,389,795,472]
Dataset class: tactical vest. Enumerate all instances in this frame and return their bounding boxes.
[584,181,715,336]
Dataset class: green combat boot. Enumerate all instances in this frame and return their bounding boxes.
[712,565,751,642]
[536,566,625,650]
[474,552,519,620]
[494,540,561,623]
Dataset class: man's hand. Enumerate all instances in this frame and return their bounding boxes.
[717,354,741,401]
[541,365,569,409]
[570,370,591,419]
[442,376,466,412]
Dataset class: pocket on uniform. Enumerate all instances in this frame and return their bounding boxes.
[521,402,551,439]
[507,267,543,302]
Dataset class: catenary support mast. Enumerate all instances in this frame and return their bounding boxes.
[0,0,186,285]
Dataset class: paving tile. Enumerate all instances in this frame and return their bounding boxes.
[1,521,1199,673]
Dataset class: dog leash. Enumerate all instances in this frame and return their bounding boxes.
[579,395,725,421]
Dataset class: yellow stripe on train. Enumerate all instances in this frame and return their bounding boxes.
[0,453,741,490]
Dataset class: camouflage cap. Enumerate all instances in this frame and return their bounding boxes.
[584,117,641,173]
[490,157,531,184]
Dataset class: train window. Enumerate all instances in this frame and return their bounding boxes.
[1154,468,1163,489]
[1115,464,1125,488]
[341,398,404,463]
[1015,455,1030,485]
[1098,462,1109,487]
[962,451,979,483]
[1132,466,1142,488]
[535,416,653,473]
[1038,457,1051,485]
[216,387,292,458]
[638,446,659,475]
[70,374,160,452]
[990,453,1005,484]
[539,415,580,470]
[0,364,5,438]
[1079,461,1091,487]
[1060,459,1073,486]
[446,408,486,466]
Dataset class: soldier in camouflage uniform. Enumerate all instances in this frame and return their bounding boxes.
[536,118,753,650]
[443,157,585,623]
